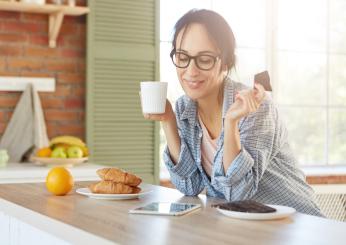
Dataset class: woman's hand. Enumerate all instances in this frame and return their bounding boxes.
[225,83,266,122]
[142,99,175,122]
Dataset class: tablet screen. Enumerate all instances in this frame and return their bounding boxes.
[129,202,201,216]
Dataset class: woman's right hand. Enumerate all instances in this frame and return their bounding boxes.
[143,99,175,122]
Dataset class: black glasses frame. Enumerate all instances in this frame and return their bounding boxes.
[170,49,220,71]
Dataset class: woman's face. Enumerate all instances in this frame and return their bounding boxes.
[175,23,225,101]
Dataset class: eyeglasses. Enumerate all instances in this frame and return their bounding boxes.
[170,50,220,71]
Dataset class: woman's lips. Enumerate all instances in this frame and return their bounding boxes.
[185,79,203,89]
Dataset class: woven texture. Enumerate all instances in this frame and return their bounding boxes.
[316,193,346,221]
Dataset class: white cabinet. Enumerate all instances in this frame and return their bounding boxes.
[0,212,69,245]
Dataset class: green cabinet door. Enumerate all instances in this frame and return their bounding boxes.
[87,0,160,184]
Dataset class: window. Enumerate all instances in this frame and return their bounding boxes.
[159,0,346,178]
[276,0,346,165]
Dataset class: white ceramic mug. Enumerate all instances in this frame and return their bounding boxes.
[140,81,168,114]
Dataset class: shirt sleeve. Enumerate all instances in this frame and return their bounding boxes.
[212,98,280,201]
[163,140,204,196]
[163,102,205,196]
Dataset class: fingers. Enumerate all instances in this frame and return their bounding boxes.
[237,90,255,111]
[236,89,260,113]
[234,93,249,116]
[141,98,174,122]
[248,96,257,112]
[229,86,265,121]
[254,83,265,95]
[254,83,266,103]
[254,83,263,92]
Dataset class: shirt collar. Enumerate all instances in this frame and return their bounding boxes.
[180,96,198,126]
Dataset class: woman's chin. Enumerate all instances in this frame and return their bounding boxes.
[185,90,203,101]
[182,83,205,100]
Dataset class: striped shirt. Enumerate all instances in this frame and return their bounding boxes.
[163,78,323,216]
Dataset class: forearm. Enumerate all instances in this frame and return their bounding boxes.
[169,168,204,196]
[161,118,181,165]
[223,119,241,172]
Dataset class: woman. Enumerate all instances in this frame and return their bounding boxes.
[144,9,322,216]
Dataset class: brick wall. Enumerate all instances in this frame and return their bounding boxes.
[0,0,87,141]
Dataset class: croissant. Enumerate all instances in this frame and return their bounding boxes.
[97,167,142,187]
[89,181,141,194]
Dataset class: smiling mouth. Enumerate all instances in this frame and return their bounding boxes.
[185,80,203,89]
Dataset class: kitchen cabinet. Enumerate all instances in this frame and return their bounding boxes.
[0,212,69,245]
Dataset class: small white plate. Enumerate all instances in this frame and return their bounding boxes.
[76,186,153,200]
[216,205,295,220]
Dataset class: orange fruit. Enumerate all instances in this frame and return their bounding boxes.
[37,147,52,158]
[46,167,74,196]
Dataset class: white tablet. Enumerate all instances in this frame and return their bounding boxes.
[129,202,201,216]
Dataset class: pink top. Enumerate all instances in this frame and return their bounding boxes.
[198,115,218,177]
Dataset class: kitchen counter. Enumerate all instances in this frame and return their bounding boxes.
[0,162,104,183]
[0,182,345,245]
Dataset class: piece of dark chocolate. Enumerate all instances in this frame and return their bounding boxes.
[254,71,272,91]
[212,200,276,213]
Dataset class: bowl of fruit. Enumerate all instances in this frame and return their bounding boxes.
[31,135,89,167]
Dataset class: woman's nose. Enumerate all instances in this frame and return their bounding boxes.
[185,59,199,76]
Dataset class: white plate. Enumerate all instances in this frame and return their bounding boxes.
[76,186,153,200]
[216,205,296,220]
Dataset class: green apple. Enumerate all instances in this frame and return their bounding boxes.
[67,145,83,158]
[51,147,67,158]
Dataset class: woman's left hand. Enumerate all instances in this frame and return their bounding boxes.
[225,83,266,122]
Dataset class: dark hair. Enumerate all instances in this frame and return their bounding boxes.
[171,9,236,72]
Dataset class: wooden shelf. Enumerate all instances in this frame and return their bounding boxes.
[0,1,89,48]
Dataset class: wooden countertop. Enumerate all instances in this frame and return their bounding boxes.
[0,182,345,245]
